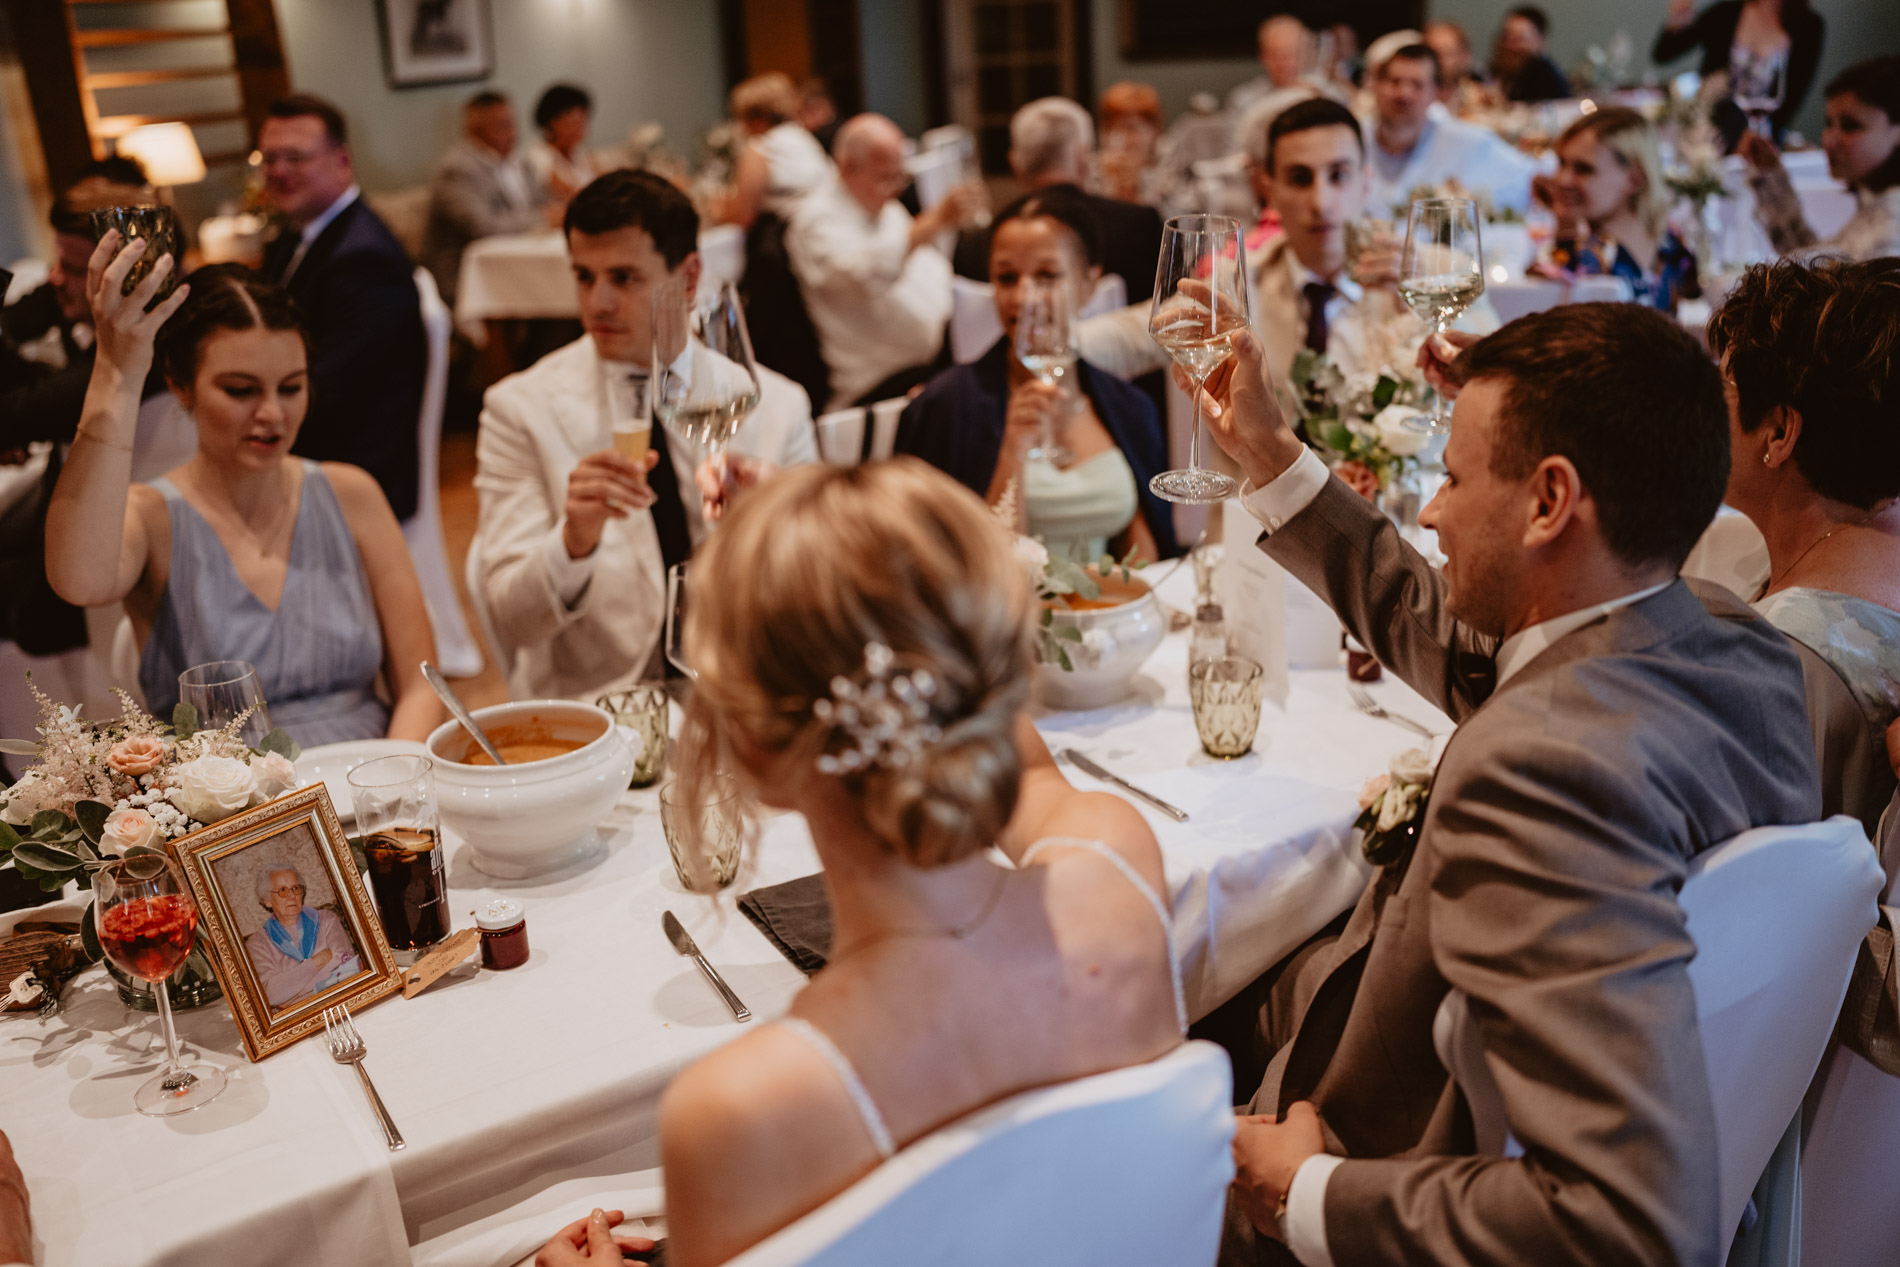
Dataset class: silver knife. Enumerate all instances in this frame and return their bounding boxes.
[1060,749,1189,822]
[663,910,752,1021]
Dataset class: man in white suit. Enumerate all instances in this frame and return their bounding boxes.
[473,170,816,701]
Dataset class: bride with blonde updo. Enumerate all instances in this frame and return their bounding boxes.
[614,459,1183,1266]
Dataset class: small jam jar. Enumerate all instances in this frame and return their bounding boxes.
[476,899,530,970]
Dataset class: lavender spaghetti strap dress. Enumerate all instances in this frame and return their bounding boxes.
[139,460,390,746]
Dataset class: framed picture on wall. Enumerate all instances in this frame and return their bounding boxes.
[378,0,495,89]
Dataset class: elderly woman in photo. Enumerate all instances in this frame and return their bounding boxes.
[243,860,360,1010]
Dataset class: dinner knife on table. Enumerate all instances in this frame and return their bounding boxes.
[663,910,752,1021]
[1060,749,1189,822]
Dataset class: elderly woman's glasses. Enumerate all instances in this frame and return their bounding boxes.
[269,885,306,898]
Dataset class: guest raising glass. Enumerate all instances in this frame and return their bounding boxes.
[1740,55,1900,262]
[45,238,443,746]
[586,460,1185,1267]
[1147,213,1251,503]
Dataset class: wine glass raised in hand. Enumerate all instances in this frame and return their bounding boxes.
[1148,215,1251,504]
[652,276,762,480]
[1014,278,1078,466]
[95,856,227,1116]
[1398,198,1485,435]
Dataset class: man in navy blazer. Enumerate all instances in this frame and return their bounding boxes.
[259,94,426,520]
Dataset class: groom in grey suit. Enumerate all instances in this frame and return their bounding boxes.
[1206,304,1821,1267]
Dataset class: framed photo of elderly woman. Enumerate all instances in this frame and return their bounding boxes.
[173,785,401,1061]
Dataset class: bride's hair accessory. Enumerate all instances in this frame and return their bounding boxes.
[814,642,942,774]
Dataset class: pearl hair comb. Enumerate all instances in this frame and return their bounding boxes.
[814,643,942,775]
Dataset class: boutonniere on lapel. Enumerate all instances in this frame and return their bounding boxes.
[1355,747,1436,868]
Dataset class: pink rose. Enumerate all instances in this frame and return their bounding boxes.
[100,807,159,856]
[1333,460,1381,502]
[107,735,167,777]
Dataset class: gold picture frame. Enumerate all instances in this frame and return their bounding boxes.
[173,785,400,1061]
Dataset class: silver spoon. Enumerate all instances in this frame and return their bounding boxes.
[420,661,506,765]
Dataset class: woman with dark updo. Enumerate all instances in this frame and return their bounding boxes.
[45,234,441,745]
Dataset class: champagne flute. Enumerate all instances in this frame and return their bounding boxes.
[95,855,227,1116]
[652,276,762,477]
[1014,278,1078,467]
[1148,215,1251,504]
[1398,198,1485,435]
[177,659,271,747]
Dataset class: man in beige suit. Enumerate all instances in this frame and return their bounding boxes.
[1202,304,1820,1266]
[473,171,815,701]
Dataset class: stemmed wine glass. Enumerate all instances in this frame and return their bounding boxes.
[1014,278,1078,466]
[1732,52,1787,138]
[652,276,763,477]
[664,562,692,680]
[178,660,271,747]
[95,855,227,1116]
[1147,215,1251,504]
[1398,198,1485,435]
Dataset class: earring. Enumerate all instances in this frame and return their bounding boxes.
[1762,451,1772,467]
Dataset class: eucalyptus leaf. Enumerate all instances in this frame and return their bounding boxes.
[256,728,302,762]
[172,702,199,739]
[30,809,70,838]
[1055,647,1074,671]
[1372,375,1399,410]
[1318,422,1354,454]
[10,842,85,872]
[1052,624,1084,641]
[74,800,110,845]
[0,821,20,851]
[0,739,41,756]
[80,903,101,962]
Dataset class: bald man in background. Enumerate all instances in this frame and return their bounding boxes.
[786,113,976,408]
[1229,17,1322,118]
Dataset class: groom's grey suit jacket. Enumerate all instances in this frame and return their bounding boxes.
[1247,478,1820,1267]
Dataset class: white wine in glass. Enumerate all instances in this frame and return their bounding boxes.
[1148,214,1251,504]
[652,277,763,461]
[1014,278,1078,466]
[1399,198,1485,435]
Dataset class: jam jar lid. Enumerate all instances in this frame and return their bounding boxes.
[476,898,525,931]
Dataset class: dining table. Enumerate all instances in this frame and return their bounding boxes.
[0,562,1450,1267]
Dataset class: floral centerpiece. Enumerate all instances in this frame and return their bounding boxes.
[1356,747,1436,867]
[1287,349,1432,503]
[0,683,303,1009]
[1012,534,1144,671]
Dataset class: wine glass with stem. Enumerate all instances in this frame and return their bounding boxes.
[664,562,692,681]
[95,855,227,1116]
[652,276,763,483]
[177,659,271,747]
[1398,198,1485,435]
[1014,277,1078,467]
[1147,214,1251,504]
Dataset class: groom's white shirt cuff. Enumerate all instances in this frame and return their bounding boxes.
[1239,447,1331,534]
[1284,1152,1346,1266]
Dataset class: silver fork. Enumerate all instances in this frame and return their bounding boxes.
[323,1003,405,1151]
[1345,681,1436,740]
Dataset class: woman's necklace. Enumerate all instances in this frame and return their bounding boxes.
[1769,520,1857,590]
[825,865,1012,966]
[180,464,299,562]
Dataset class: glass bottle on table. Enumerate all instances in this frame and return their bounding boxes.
[1147,214,1252,504]
[1013,277,1079,467]
[1398,198,1485,435]
[95,855,227,1116]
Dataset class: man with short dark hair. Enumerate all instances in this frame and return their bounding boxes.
[421,90,546,304]
[472,170,816,701]
[259,93,426,520]
[1364,44,1535,217]
[1492,6,1570,103]
[1205,304,1820,1266]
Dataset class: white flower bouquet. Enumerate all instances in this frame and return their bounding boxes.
[0,680,303,898]
[1356,747,1436,867]
[1288,348,1431,499]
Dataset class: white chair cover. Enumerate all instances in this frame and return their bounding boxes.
[1568,274,1635,304]
[814,399,906,466]
[1798,792,1900,1267]
[1487,279,1569,325]
[724,1041,1235,1267]
[949,276,1132,366]
[699,224,746,289]
[402,267,484,678]
[1435,817,1882,1249]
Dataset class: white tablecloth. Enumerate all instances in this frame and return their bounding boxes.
[454,227,748,341]
[1,566,1447,1267]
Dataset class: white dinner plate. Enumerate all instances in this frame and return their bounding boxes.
[294,738,429,825]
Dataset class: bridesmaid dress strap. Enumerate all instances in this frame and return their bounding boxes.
[1019,837,1188,1035]
[777,1015,897,1159]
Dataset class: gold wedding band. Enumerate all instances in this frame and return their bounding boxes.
[606,496,628,512]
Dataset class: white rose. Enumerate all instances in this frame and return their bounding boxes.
[1013,535,1049,586]
[169,756,259,825]
[250,752,299,800]
[0,769,53,826]
[1373,404,1429,458]
[100,807,159,856]
[1388,746,1437,788]
[1377,782,1419,833]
